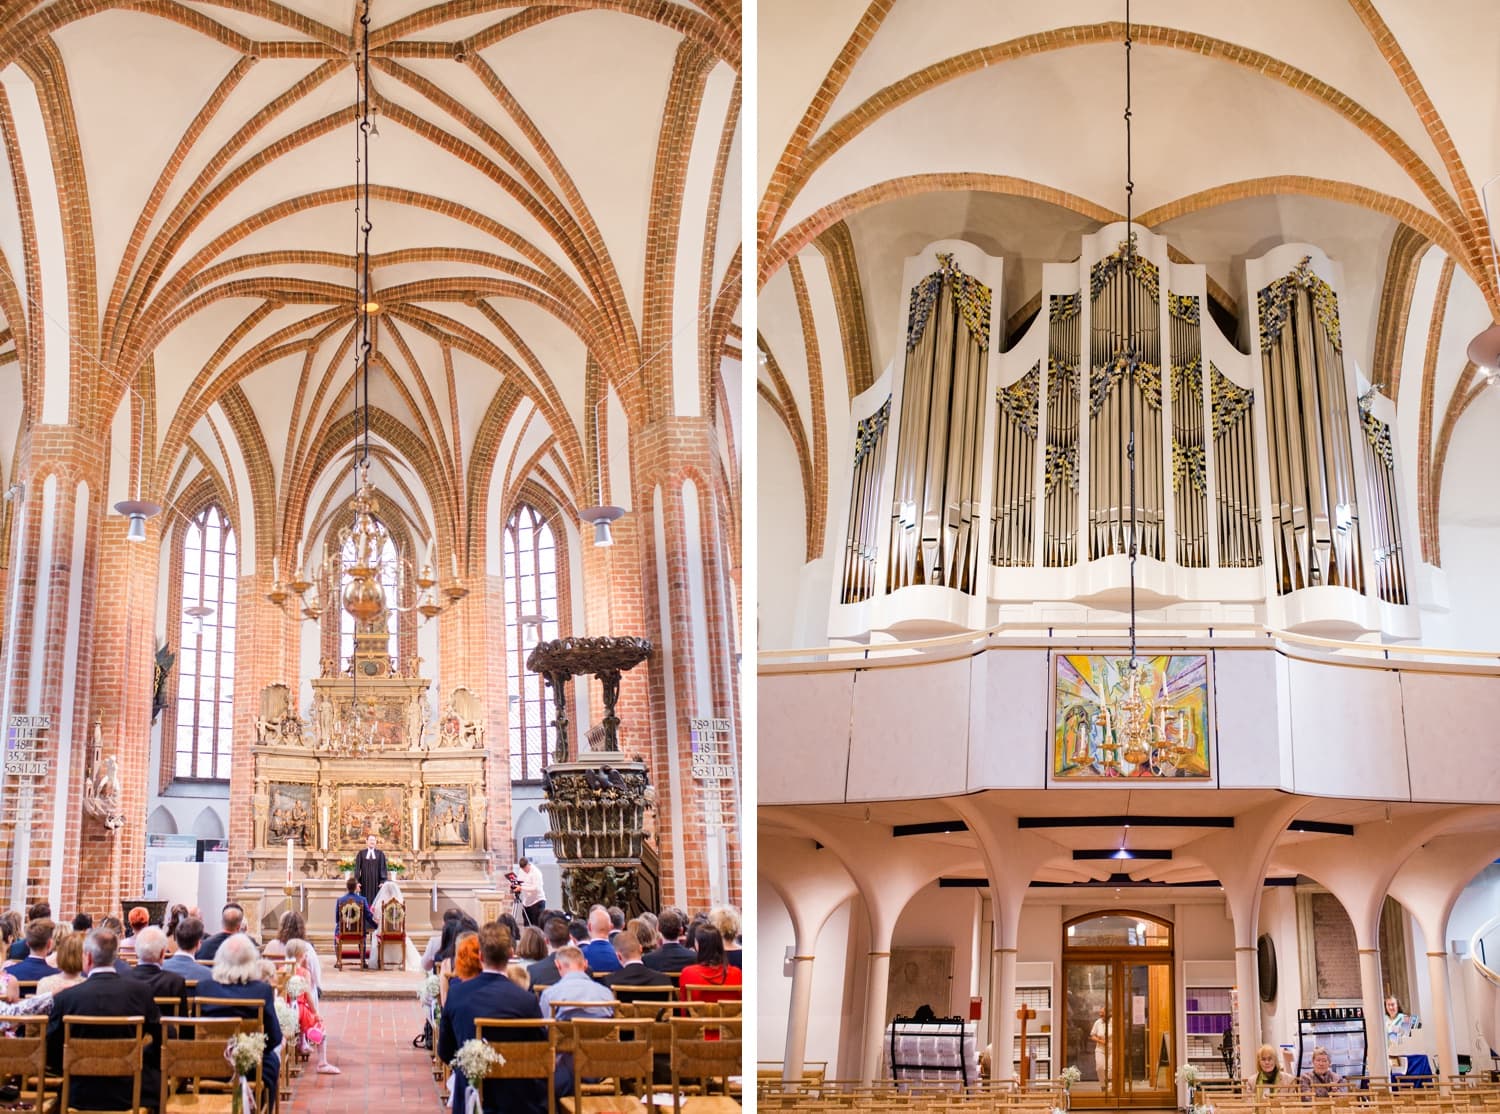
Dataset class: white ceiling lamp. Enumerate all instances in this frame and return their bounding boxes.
[580,503,624,547]
[1471,174,1500,376]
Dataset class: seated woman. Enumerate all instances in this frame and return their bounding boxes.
[1298,1046,1346,1095]
[36,934,84,998]
[265,912,322,999]
[198,934,283,1109]
[285,940,339,1075]
[678,926,742,1002]
[1251,1043,1287,1090]
[438,930,480,1011]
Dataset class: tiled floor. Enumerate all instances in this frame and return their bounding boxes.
[283,997,446,1113]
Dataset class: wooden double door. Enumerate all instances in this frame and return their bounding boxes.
[1062,929,1176,1108]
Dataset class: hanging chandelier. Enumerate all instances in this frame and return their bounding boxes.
[265,0,465,640]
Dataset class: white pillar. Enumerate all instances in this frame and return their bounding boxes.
[1359,947,1389,1074]
[784,952,816,1081]
[861,950,893,1084]
[1235,944,1261,1076]
[1426,949,1458,1078]
[994,946,1018,1081]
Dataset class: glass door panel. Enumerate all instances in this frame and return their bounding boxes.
[1064,962,1114,1098]
[1121,961,1175,1104]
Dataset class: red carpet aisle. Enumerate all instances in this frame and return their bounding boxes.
[284,998,445,1113]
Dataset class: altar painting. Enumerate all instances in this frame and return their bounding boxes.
[268,783,313,845]
[336,786,405,846]
[1052,653,1211,780]
[427,786,471,847]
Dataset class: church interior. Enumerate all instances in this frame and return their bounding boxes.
[0,1,741,1110]
[758,2,1500,1111]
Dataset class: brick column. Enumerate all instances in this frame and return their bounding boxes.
[76,514,162,915]
[629,417,741,912]
[0,426,105,912]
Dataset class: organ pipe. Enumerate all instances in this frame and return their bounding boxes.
[1358,392,1407,605]
[841,398,890,603]
[1258,257,1364,594]
[887,253,990,595]
[1169,294,1208,568]
[1043,294,1081,567]
[1210,365,1262,568]
[1088,237,1163,561]
[991,365,1039,567]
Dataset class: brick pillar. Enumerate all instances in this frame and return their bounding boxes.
[629,417,741,912]
[77,514,162,915]
[435,568,514,866]
[227,572,296,890]
[0,426,105,912]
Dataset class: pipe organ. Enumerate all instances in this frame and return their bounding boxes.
[833,230,1416,640]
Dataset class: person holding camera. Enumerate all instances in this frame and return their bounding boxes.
[513,858,546,926]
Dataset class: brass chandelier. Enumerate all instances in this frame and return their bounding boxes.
[266,0,464,631]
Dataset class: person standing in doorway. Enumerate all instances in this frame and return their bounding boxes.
[1091,1004,1111,1088]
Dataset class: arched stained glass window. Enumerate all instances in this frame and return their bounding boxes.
[504,504,559,781]
[175,505,236,780]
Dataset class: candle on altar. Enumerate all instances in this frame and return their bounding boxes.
[285,837,293,884]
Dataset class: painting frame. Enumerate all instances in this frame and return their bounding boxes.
[426,785,472,848]
[267,782,314,846]
[334,785,406,848]
[1050,652,1213,783]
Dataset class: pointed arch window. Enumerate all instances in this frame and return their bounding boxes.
[504,504,559,782]
[175,505,236,780]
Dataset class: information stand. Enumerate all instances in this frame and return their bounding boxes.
[1296,1006,1367,1080]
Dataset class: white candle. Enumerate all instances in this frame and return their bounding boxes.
[450,550,459,578]
[286,837,293,884]
[273,555,280,580]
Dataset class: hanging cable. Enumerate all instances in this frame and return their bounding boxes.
[355,0,374,466]
[1124,0,1138,668]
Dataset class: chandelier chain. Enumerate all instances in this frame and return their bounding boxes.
[1125,0,1139,668]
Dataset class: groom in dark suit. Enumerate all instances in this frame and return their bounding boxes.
[47,928,162,1111]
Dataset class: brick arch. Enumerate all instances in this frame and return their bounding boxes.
[767,20,1487,301]
[214,385,278,577]
[762,173,1118,286]
[18,39,104,431]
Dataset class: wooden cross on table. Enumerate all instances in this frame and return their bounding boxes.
[1016,1003,1037,1083]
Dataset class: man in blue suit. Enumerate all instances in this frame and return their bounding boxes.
[7,919,56,986]
[438,923,546,1114]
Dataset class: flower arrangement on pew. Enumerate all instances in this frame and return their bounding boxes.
[452,1038,504,1114]
[274,998,300,1046]
[1060,1065,1082,1089]
[418,972,442,1028]
[226,1031,267,1114]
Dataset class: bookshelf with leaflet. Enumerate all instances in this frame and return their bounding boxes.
[1012,962,1054,1081]
[1183,961,1238,1081]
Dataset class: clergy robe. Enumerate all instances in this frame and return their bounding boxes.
[355,846,387,901]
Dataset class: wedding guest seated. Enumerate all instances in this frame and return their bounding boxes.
[162,916,214,980]
[643,909,694,973]
[515,926,547,965]
[36,933,85,997]
[334,880,376,967]
[118,907,150,958]
[580,909,621,974]
[198,903,245,963]
[128,927,188,1015]
[8,919,56,983]
[708,905,742,968]
[678,926,742,1001]
[526,918,572,989]
[605,933,672,995]
[196,934,282,1108]
[438,925,544,1114]
[45,928,161,1111]
[423,908,462,973]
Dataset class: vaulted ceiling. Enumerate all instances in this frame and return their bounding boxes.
[0,0,742,570]
[757,0,1500,640]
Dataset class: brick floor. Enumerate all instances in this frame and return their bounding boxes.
[283,996,445,1113]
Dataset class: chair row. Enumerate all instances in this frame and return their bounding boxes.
[469,1014,742,1114]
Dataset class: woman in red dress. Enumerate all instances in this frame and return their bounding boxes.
[678,926,742,1003]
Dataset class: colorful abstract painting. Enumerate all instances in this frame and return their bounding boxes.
[1052,654,1212,780]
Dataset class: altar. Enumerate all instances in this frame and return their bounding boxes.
[244,643,496,934]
